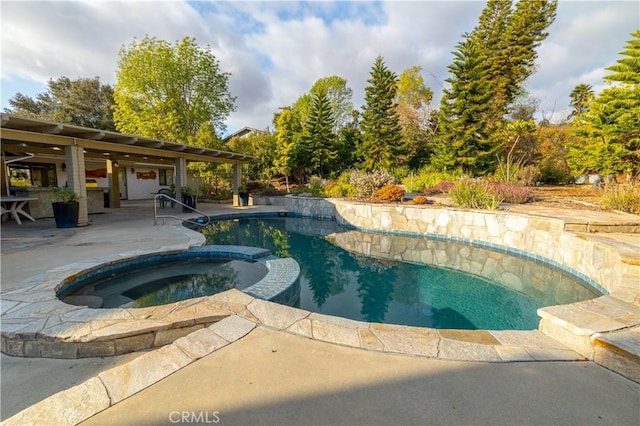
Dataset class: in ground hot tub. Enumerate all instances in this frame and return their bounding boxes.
[57,246,300,308]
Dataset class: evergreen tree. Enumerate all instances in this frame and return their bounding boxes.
[470,0,513,127]
[570,30,640,176]
[433,35,494,175]
[498,0,556,114]
[436,0,557,175]
[359,56,404,171]
[469,0,557,128]
[335,111,362,173]
[299,90,338,178]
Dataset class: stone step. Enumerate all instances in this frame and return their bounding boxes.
[593,327,640,383]
[538,297,640,383]
[565,222,640,233]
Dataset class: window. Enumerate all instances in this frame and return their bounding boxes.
[8,162,56,187]
[159,168,174,186]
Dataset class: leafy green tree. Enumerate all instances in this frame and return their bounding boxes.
[568,84,595,120]
[226,131,277,182]
[396,66,433,108]
[113,36,235,142]
[273,108,301,191]
[299,89,338,178]
[6,76,115,130]
[396,66,435,169]
[434,35,494,174]
[570,30,640,176]
[359,56,403,171]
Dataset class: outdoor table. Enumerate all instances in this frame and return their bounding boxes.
[0,196,37,225]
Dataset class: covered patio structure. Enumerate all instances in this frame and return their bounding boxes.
[0,114,255,224]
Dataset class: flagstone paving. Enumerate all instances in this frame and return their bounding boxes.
[1,199,638,424]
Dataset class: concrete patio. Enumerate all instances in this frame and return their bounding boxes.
[1,199,638,425]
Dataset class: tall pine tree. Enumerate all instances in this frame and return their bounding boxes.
[471,0,557,125]
[299,89,338,178]
[570,30,640,176]
[435,0,557,175]
[359,56,404,171]
[433,35,494,175]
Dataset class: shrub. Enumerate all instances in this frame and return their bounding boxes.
[601,183,640,214]
[451,179,503,210]
[349,169,395,199]
[423,181,455,195]
[402,165,463,192]
[516,165,541,186]
[51,186,79,203]
[326,182,354,198]
[487,183,534,204]
[412,195,428,205]
[376,184,405,202]
[390,165,410,182]
[539,162,572,184]
[308,175,324,190]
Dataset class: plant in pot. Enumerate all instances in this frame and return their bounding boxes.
[51,186,80,228]
[238,184,250,206]
[181,185,197,212]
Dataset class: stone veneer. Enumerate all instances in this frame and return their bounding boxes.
[254,195,640,381]
[255,195,638,299]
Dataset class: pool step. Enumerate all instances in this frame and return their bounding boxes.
[538,296,640,383]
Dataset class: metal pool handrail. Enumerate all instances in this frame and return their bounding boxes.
[153,193,211,227]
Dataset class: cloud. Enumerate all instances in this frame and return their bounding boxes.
[1,0,639,132]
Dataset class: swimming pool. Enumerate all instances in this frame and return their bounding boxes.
[200,216,601,330]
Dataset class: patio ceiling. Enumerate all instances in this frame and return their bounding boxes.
[0,114,255,165]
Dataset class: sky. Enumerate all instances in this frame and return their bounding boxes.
[1,0,638,137]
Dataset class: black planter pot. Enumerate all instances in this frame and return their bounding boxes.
[239,192,249,206]
[52,201,79,228]
[182,195,197,212]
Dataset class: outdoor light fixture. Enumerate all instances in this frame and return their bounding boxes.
[113,161,120,167]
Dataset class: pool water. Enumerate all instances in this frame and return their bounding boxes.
[63,258,268,308]
[201,217,600,330]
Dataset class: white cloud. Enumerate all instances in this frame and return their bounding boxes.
[2,0,639,133]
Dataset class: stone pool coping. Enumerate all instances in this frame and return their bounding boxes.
[0,245,300,358]
[3,291,588,426]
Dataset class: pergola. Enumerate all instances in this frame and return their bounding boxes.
[1,114,255,223]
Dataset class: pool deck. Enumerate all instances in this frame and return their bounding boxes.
[1,199,639,424]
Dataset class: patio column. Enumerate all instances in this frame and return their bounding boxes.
[106,159,120,208]
[65,145,88,225]
[174,157,187,200]
[232,163,241,206]
[1,154,8,195]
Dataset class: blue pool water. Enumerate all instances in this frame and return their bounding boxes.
[200,217,600,330]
